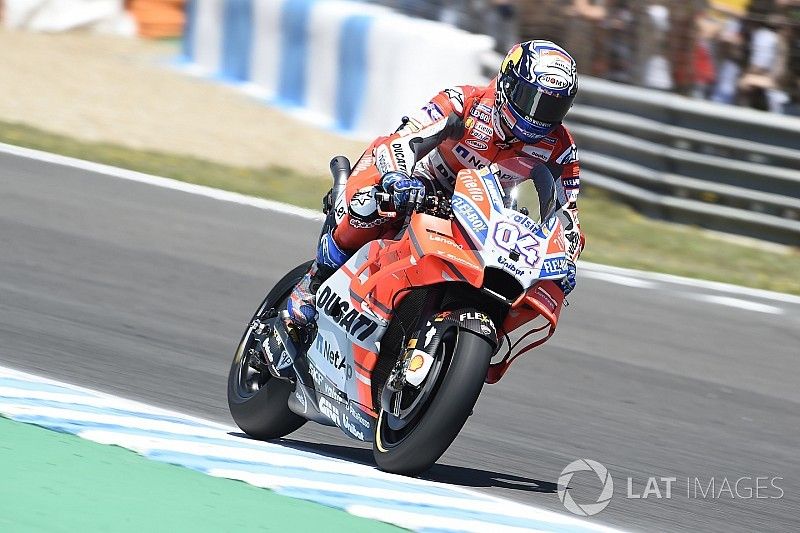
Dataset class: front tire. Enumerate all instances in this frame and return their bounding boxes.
[227,261,312,440]
[373,329,491,475]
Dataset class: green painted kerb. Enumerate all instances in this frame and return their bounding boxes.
[0,417,407,532]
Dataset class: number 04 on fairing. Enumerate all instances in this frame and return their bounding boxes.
[227,156,571,475]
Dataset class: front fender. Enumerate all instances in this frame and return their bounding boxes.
[418,308,498,355]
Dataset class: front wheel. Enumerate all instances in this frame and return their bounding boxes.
[227,261,312,440]
[373,329,491,475]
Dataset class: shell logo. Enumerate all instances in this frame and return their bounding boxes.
[408,354,425,372]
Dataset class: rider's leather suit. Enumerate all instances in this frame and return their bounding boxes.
[330,82,585,262]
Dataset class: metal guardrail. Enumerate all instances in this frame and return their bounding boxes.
[569,78,800,245]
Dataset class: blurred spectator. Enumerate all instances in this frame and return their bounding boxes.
[486,0,518,53]
[638,4,674,90]
[365,0,800,114]
[603,0,636,83]
[669,1,704,95]
[516,0,569,48]
[739,13,790,112]
[566,0,608,76]
[786,1,800,114]
[711,7,746,104]
[693,8,718,98]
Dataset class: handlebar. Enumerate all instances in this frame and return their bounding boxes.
[375,189,452,219]
[329,156,351,202]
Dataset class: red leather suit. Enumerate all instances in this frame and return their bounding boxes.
[331,82,585,262]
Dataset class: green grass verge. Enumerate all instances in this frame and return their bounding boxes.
[0,416,406,532]
[2,120,798,295]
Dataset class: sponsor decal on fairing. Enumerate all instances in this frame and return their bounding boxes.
[539,257,569,277]
[492,220,541,267]
[404,349,434,387]
[317,286,380,342]
[294,387,308,414]
[481,168,505,212]
[315,335,353,380]
[497,254,526,276]
[450,195,488,243]
[307,359,348,403]
[318,396,341,425]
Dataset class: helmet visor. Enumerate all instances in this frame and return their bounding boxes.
[509,81,573,124]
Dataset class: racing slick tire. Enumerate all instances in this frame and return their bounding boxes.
[373,328,491,475]
[227,261,312,440]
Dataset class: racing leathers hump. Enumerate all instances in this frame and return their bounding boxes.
[332,83,585,263]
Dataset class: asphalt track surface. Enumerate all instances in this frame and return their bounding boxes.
[1,150,799,532]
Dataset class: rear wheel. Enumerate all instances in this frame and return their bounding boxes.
[373,328,491,475]
[227,261,312,440]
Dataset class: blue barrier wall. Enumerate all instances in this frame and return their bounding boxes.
[335,15,371,131]
[220,0,253,81]
[182,0,493,136]
[277,0,314,106]
[181,0,197,62]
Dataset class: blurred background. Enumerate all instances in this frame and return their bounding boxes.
[1,0,798,291]
[4,1,799,114]
[362,0,800,116]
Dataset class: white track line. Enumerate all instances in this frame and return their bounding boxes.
[0,142,323,221]
[1,141,797,306]
[580,262,800,305]
[689,295,783,315]
[580,271,658,289]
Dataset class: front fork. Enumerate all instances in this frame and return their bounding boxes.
[381,292,500,416]
[381,288,446,416]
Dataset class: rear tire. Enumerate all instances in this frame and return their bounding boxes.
[373,329,491,475]
[227,261,312,440]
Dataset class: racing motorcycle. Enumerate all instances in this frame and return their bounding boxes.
[227,153,571,475]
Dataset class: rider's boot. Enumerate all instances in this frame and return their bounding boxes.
[285,231,349,331]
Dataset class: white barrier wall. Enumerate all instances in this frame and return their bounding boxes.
[188,0,225,77]
[361,16,493,135]
[248,0,284,97]
[3,0,133,34]
[182,0,495,139]
[304,1,389,128]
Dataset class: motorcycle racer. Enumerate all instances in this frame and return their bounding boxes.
[287,40,585,328]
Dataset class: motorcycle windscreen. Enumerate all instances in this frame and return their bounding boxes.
[492,157,562,222]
